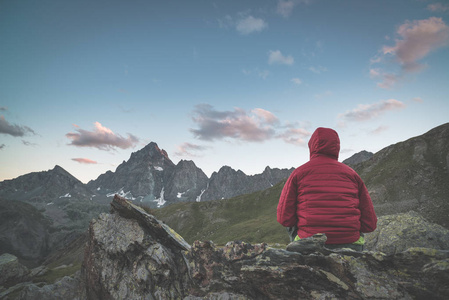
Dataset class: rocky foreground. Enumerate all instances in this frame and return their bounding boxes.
[2,195,449,299]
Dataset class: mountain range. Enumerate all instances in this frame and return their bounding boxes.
[0,142,294,264]
[1,122,448,265]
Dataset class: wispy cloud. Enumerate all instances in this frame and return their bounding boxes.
[72,158,98,164]
[369,68,400,89]
[242,68,270,79]
[189,104,310,146]
[291,78,302,85]
[219,14,267,35]
[276,0,311,18]
[339,99,406,122]
[412,97,423,103]
[0,106,7,111]
[0,115,36,137]
[66,122,139,151]
[308,65,327,74]
[0,144,5,150]
[174,142,209,157]
[236,16,268,35]
[427,3,449,13]
[268,50,294,65]
[22,140,38,147]
[314,90,332,100]
[370,126,389,134]
[276,127,310,146]
[382,17,449,72]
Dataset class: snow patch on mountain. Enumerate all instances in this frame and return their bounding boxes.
[153,188,166,208]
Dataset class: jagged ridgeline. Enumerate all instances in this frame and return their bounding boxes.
[86,142,294,208]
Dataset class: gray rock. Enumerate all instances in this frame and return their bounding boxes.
[201,166,293,202]
[286,233,328,255]
[343,150,374,167]
[365,211,449,255]
[0,253,29,287]
[354,123,449,228]
[81,196,449,300]
[17,271,85,300]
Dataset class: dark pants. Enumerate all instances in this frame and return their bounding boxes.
[286,226,364,251]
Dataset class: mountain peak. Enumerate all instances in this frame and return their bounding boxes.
[128,142,174,166]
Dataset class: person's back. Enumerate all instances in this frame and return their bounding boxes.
[277,127,377,248]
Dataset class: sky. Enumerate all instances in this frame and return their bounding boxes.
[1,0,448,184]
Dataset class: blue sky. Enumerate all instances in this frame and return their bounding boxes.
[1,0,448,183]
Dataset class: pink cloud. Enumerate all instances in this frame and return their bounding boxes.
[339,99,406,122]
[190,104,310,146]
[190,104,277,142]
[72,158,98,164]
[276,127,310,146]
[174,142,209,157]
[382,17,449,72]
[66,122,139,150]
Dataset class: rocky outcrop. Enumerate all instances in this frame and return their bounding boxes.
[343,150,374,167]
[87,142,177,201]
[365,211,449,255]
[80,195,449,299]
[201,166,293,202]
[0,253,29,288]
[82,195,190,299]
[201,166,249,201]
[354,123,449,228]
[164,160,209,203]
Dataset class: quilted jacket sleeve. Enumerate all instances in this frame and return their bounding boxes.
[277,173,298,227]
[358,180,377,233]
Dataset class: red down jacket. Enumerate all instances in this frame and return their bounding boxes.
[277,127,377,244]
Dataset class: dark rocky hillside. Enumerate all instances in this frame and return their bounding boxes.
[0,199,52,267]
[343,150,374,167]
[353,123,449,228]
[0,166,110,264]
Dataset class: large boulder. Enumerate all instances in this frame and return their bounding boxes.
[80,195,449,299]
[365,211,449,255]
[0,253,29,288]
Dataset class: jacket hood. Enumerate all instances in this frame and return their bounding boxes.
[308,127,340,160]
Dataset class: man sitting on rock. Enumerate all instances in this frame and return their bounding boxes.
[277,127,377,252]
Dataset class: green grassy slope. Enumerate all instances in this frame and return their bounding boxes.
[152,180,290,245]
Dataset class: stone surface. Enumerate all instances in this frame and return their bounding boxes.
[365,211,449,255]
[80,195,449,300]
[17,271,84,300]
[354,123,449,228]
[0,253,29,288]
[343,150,374,167]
